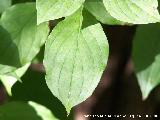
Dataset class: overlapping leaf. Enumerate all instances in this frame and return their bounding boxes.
[103,0,160,24]
[0,63,30,95]
[11,69,71,120]
[0,101,58,120]
[44,8,109,113]
[36,0,85,24]
[133,23,160,99]
[85,0,124,25]
[0,3,49,94]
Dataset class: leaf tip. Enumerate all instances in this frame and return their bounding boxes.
[139,81,154,101]
[65,106,72,116]
[142,92,149,101]
[0,75,17,96]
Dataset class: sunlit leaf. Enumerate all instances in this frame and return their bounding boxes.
[103,0,160,24]
[44,8,109,114]
[85,0,125,25]
[0,3,49,94]
[36,0,85,24]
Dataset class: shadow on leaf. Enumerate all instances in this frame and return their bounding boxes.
[11,68,73,120]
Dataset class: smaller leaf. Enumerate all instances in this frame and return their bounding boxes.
[11,69,70,120]
[0,3,49,94]
[85,0,125,25]
[103,0,160,24]
[0,63,30,95]
[133,23,160,99]
[29,101,59,120]
[0,101,58,120]
[36,0,85,24]
[0,3,49,66]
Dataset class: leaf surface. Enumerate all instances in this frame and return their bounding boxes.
[103,0,160,24]
[12,69,71,119]
[0,3,49,94]
[44,8,109,113]
[36,0,85,24]
[133,23,160,99]
[0,0,11,13]
[0,3,49,67]
[0,101,58,120]
[85,0,124,25]
[0,63,30,95]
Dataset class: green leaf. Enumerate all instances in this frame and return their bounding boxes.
[0,3,49,67]
[44,8,109,114]
[12,69,72,120]
[0,64,16,75]
[103,0,160,24]
[0,3,49,94]
[0,0,11,14]
[0,101,58,120]
[0,63,30,95]
[133,23,160,100]
[85,0,125,25]
[36,0,85,24]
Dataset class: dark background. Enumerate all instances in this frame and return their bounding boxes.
[74,25,160,120]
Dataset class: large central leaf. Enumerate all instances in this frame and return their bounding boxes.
[44,8,109,113]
